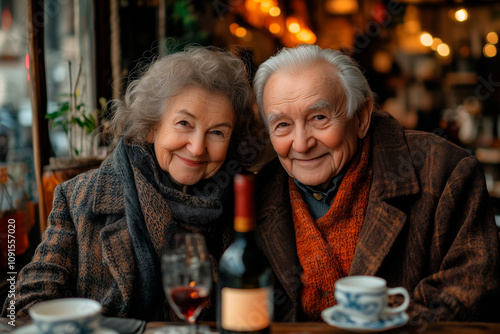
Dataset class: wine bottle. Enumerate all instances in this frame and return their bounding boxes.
[217,174,273,334]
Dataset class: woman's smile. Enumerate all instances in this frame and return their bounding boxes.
[177,155,206,167]
[152,86,235,185]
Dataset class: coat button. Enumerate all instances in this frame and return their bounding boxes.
[312,193,323,201]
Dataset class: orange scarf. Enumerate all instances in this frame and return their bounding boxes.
[289,134,373,320]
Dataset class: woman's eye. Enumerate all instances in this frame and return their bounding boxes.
[178,120,189,127]
[314,115,327,120]
[212,130,224,136]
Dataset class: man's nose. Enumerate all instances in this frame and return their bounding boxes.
[292,126,315,153]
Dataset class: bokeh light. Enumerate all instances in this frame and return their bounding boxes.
[437,43,450,57]
[269,23,281,34]
[455,9,468,22]
[431,38,442,51]
[269,7,281,17]
[487,32,498,44]
[419,32,433,47]
[483,43,497,58]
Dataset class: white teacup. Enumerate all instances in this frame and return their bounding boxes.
[334,276,409,323]
[29,298,103,334]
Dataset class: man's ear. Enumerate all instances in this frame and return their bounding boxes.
[356,98,373,139]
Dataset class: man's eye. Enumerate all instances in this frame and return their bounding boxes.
[179,120,189,127]
[276,122,289,128]
[314,115,327,120]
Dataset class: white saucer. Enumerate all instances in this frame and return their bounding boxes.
[321,305,409,333]
[12,324,119,334]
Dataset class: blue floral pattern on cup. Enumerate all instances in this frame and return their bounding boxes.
[340,292,383,316]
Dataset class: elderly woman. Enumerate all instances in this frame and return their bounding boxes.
[2,46,256,321]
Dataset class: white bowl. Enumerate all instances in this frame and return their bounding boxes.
[29,298,102,334]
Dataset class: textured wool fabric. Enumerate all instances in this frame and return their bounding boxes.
[3,140,235,321]
[290,134,373,320]
[255,111,500,322]
[112,139,233,320]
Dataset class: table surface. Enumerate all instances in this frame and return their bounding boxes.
[145,321,500,334]
[1,318,499,334]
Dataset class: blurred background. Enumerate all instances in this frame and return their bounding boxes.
[1,0,500,299]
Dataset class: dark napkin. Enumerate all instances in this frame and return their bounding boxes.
[101,317,146,334]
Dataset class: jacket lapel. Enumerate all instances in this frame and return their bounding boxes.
[92,158,125,215]
[350,111,421,276]
[91,158,136,305]
[256,160,302,320]
[100,217,136,304]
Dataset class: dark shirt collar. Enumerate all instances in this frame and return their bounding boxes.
[293,161,351,207]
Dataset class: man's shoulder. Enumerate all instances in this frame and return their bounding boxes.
[256,158,286,180]
[255,158,289,193]
[372,110,470,160]
[404,128,469,156]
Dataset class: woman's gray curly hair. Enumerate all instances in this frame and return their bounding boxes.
[107,46,255,164]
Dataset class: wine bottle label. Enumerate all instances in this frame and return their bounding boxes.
[221,287,272,331]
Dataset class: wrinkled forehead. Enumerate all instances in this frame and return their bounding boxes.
[264,61,345,107]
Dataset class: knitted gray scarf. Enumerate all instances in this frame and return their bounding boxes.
[113,139,234,320]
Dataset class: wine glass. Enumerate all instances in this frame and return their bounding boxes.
[162,233,212,333]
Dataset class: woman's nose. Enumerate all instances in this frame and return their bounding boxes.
[188,133,207,157]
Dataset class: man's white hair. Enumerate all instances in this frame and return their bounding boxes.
[253,44,375,127]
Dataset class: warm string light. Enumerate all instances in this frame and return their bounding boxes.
[268,23,280,34]
[420,29,498,59]
[487,32,498,45]
[431,37,442,51]
[269,7,280,17]
[437,43,450,57]
[484,44,497,58]
[483,31,498,57]
[419,32,433,47]
[325,0,359,15]
[229,0,316,45]
[287,17,301,34]
[418,31,450,58]
[454,8,468,22]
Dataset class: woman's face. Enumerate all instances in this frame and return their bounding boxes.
[150,86,235,185]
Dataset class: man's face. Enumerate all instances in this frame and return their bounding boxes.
[262,62,371,189]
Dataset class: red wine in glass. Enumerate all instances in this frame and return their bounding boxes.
[168,286,209,322]
[162,233,212,332]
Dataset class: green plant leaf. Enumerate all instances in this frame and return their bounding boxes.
[57,101,70,111]
[73,118,85,128]
[45,110,66,120]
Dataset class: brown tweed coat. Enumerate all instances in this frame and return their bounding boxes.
[1,151,234,319]
[255,110,500,323]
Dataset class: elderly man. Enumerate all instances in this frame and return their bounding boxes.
[253,44,500,323]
